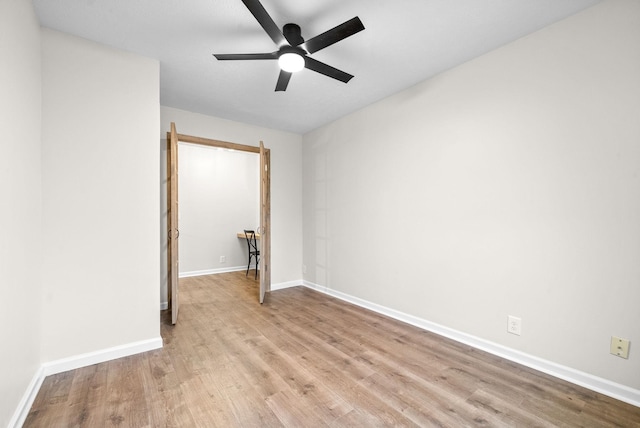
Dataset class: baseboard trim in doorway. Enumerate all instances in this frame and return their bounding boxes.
[271,280,302,291]
[179,266,249,278]
[9,337,163,428]
[302,281,640,408]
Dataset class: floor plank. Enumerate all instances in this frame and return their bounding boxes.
[24,272,640,427]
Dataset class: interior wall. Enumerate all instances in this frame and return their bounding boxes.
[40,29,161,361]
[0,1,43,426]
[178,143,259,275]
[160,106,303,304]
[302,0,640,391]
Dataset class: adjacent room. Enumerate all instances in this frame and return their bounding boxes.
[2,0,639,426]
[176,142,261,280]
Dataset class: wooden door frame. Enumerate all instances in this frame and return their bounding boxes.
[166,124,272,310]
[259,142,271,303]
[168,123,179,324]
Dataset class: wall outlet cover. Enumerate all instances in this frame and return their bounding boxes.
[610,336,630,359]
[508,315,522,336]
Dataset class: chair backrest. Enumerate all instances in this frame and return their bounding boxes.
[243,229,258,253]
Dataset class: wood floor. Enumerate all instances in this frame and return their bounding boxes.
[25,272,640,427]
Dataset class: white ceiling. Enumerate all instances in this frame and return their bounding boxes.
[33,0,599,134]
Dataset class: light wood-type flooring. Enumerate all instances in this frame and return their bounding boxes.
[25,272,640,427]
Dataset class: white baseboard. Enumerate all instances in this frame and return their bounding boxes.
[9,337,163,428]
[271,280,302,291]
[302,281,640,408]
[160,301,168,310]
[41,337,163,376]
[179,266,248,278]
[9,366,45,428]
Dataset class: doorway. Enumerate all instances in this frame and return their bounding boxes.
[167,122,271,324]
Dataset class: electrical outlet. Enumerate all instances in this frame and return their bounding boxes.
[302,264,307,274]
[219,256,226,263]
[610,336,630,359]
[508,315,522,336]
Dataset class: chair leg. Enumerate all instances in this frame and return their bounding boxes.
[255,258,259,280]
[246,256,250,277]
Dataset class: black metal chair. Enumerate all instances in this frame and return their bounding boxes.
[243,229,260,279]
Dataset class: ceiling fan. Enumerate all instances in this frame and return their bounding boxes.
[213,0,365,91]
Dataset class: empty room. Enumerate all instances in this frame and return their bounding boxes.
[2,0,639,426]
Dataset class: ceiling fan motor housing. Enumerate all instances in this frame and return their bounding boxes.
[283,23,304,46]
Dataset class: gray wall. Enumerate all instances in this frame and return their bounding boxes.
[40,29,161,361]
[0,1,43,426]
[303,0,640,392]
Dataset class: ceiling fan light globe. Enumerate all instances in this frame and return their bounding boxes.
[278,53,304,73]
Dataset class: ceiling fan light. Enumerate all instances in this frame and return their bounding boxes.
[278,52,304,73]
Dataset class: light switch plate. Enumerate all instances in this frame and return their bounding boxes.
[610,336,630,359]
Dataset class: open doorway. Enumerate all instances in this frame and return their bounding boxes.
[167,123,271,324]
[178,143,259,277]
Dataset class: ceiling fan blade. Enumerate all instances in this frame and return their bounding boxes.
[304,56,354,83]
[214,52,278,60]
[304,17,365,54]
[275,70,292,92]
[241,0,286,46]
